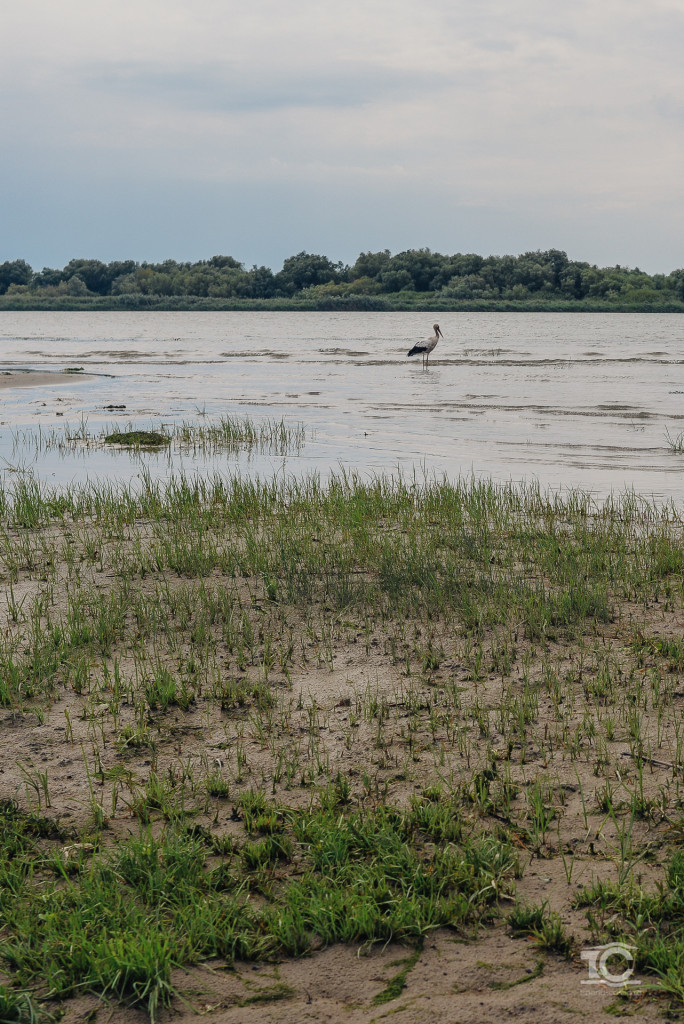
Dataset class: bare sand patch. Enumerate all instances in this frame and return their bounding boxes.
[0,369,96,389]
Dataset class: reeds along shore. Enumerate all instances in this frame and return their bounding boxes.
[10,414,307,455]
[3,469,684,1018]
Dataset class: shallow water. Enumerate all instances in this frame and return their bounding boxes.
[2,310,684,500]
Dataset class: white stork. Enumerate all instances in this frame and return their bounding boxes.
[407,324,443,367]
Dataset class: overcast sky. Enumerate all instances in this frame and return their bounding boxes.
[1,0,682,272]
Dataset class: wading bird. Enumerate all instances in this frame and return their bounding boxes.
[407,324,443,367]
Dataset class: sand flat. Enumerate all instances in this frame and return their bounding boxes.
[0,369,95,389]
[0,473,677,1021]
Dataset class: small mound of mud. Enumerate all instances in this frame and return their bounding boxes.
[104,430,169,447]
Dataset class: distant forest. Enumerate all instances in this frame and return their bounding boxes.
[1,249,683,311]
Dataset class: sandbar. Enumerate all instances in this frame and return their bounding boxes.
[0,369,96,389]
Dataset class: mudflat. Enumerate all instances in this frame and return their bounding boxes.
[0,369,95,389]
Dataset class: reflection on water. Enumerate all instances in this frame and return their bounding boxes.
[1,310,684,500]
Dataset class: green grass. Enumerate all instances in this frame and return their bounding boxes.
[5,469,684,1016]
[0,795,517,1019]
[372,941,423,1005]
[12,414,307,459]
[665,429,684,453]
[104,430,170,447]
[631,631,684,670]
[0,984,46,1023]
[0,469,652,719]
[507,902,574,958]
[576,848,684,1000]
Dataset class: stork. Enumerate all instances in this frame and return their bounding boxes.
[407,324,443,368]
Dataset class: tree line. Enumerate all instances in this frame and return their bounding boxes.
[1,249,683,310]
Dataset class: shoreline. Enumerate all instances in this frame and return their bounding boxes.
[1,298,684,313]
[0,369,96,389]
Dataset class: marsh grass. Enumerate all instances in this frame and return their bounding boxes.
[11,415,307,460]
[507,902,574,958]
[665,429,684,453]
[104,430,169,447]
[0,794,517,1018]
[3,469,684,1016]
[574,850,684,1001]
[0,985,45,1024]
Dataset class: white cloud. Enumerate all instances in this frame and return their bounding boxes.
[1,0,682,270]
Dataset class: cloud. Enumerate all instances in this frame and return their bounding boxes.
[81,61,454,114]
[0,0,682,272]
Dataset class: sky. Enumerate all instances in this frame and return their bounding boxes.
[1,0,683,273]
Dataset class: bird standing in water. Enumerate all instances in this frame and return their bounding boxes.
[407,324,443,367]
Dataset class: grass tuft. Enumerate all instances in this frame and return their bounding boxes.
[104,430,169,447]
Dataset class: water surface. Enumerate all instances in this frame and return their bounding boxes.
[2,310,684,499]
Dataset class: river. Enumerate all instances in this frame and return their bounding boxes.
[1,310,684,500]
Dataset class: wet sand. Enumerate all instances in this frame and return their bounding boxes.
[0,369,95,389]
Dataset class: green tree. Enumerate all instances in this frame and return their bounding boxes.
[0,259,32,294]
[242,266,276,298]
[207,255,243,270]
[275,252,344,295]
[667,270,684,301]
[379,268,414,292]
[349,250,391,281]
[447,253,485,279]
[61,260,108,295]
[384,249,447,291]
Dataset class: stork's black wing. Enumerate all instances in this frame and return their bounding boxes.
[407,344,427,357]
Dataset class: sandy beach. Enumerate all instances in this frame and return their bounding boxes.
[0,369,95,389]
